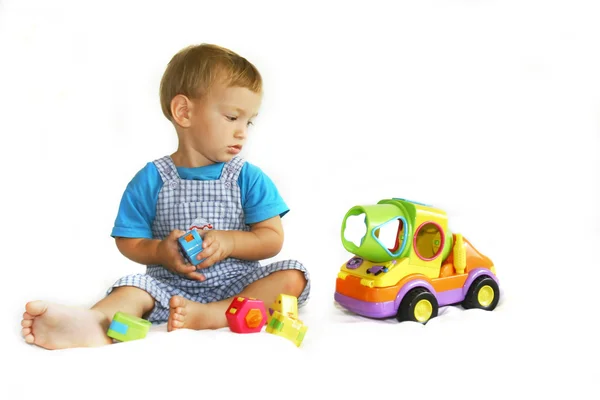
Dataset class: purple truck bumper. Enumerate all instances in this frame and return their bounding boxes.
[334,268,498,319]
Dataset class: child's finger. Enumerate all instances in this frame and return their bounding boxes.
[176,261,196,273]
[196,261,212,269]
[185,271,206,281]
[171,229,186,239]
[202,236,214,248]
[197,243,218,261]
[197,252,220,270]
[196,256,212,269]
[197,229,210,237]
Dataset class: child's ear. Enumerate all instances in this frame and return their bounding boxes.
[171,94,192,128]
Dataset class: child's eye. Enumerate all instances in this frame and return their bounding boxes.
[247,121,254,127]
[226,115,237,121]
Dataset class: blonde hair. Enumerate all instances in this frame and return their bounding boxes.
[159,43,263,121]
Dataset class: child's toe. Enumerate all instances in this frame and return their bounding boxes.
[25,300,48,316]
[169,296,185,309]
[172,313,184,322]
[172,320,183,328]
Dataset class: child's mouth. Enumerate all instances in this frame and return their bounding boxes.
[228,145,242,154]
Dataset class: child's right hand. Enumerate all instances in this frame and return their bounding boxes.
[156,230,206,281]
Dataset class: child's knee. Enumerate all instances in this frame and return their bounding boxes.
[281,269,307,296]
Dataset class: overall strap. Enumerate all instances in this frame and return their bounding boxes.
[153,155,180,183]
[220,156,246,182]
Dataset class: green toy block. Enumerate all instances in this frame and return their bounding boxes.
[107,312,151,342]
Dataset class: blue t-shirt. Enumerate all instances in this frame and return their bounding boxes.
[111,160,289,239]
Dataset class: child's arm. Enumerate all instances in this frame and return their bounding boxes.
[115,237,162,266]
[231,216,284,260]
[195,216,284,268]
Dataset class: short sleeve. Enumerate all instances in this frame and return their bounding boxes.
[238,162,289,225]
[111,163,163,239]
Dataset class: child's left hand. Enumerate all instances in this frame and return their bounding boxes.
[195,230,235,269]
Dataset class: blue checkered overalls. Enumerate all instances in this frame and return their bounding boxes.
[107,155,310,323]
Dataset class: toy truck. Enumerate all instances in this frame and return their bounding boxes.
[334,198,500,324]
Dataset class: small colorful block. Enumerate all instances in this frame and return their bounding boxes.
[107,312,151,342]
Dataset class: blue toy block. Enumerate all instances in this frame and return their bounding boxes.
[178,229,206,266]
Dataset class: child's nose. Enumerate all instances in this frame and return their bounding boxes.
[234,127,247,139]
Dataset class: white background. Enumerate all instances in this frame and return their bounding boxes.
[1,0,599,399]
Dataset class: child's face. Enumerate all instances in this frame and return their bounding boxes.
[188,81,262,165]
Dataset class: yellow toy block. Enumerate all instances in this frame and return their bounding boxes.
[265,310,308,347]
[268,294,299,321]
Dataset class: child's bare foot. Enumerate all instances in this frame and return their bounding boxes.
[20,301,113,350]
[168,296,227,331]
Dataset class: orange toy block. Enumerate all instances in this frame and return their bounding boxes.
[225,296,268,333]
